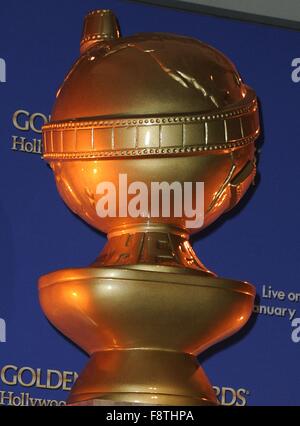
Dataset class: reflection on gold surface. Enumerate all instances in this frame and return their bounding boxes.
[39,9,259,406]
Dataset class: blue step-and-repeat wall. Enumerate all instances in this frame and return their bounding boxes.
[0,0,300,406]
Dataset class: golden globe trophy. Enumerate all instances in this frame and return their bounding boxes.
[39,10,259,406]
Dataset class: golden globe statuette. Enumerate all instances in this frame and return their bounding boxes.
[39,10,260,406]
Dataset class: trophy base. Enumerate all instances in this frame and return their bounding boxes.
[68,399,153,406]
[39,265,255,407]
[67,349,218,406]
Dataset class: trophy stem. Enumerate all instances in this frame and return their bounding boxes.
[93,224,214,275]
[68,349,218,406]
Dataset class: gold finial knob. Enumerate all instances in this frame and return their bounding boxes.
[80,9,120,54]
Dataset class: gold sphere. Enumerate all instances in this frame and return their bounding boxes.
[43,10,259,235]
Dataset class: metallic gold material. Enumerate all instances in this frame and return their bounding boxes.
[39,9,260,406]
[80,10,120,54]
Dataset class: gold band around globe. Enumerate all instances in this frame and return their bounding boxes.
[42,99,259,159]
[43,137,256,160]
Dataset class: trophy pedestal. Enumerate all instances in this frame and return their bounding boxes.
[39,265,255,407]
[67,349,218,406]
[69,399,152,406]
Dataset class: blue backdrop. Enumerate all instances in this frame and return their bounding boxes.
[0,0,300,406]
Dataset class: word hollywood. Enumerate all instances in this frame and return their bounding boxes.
[0,58,6,82]
[106,410,194,423]
[0,391,65,406]
[96,174,204,228]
